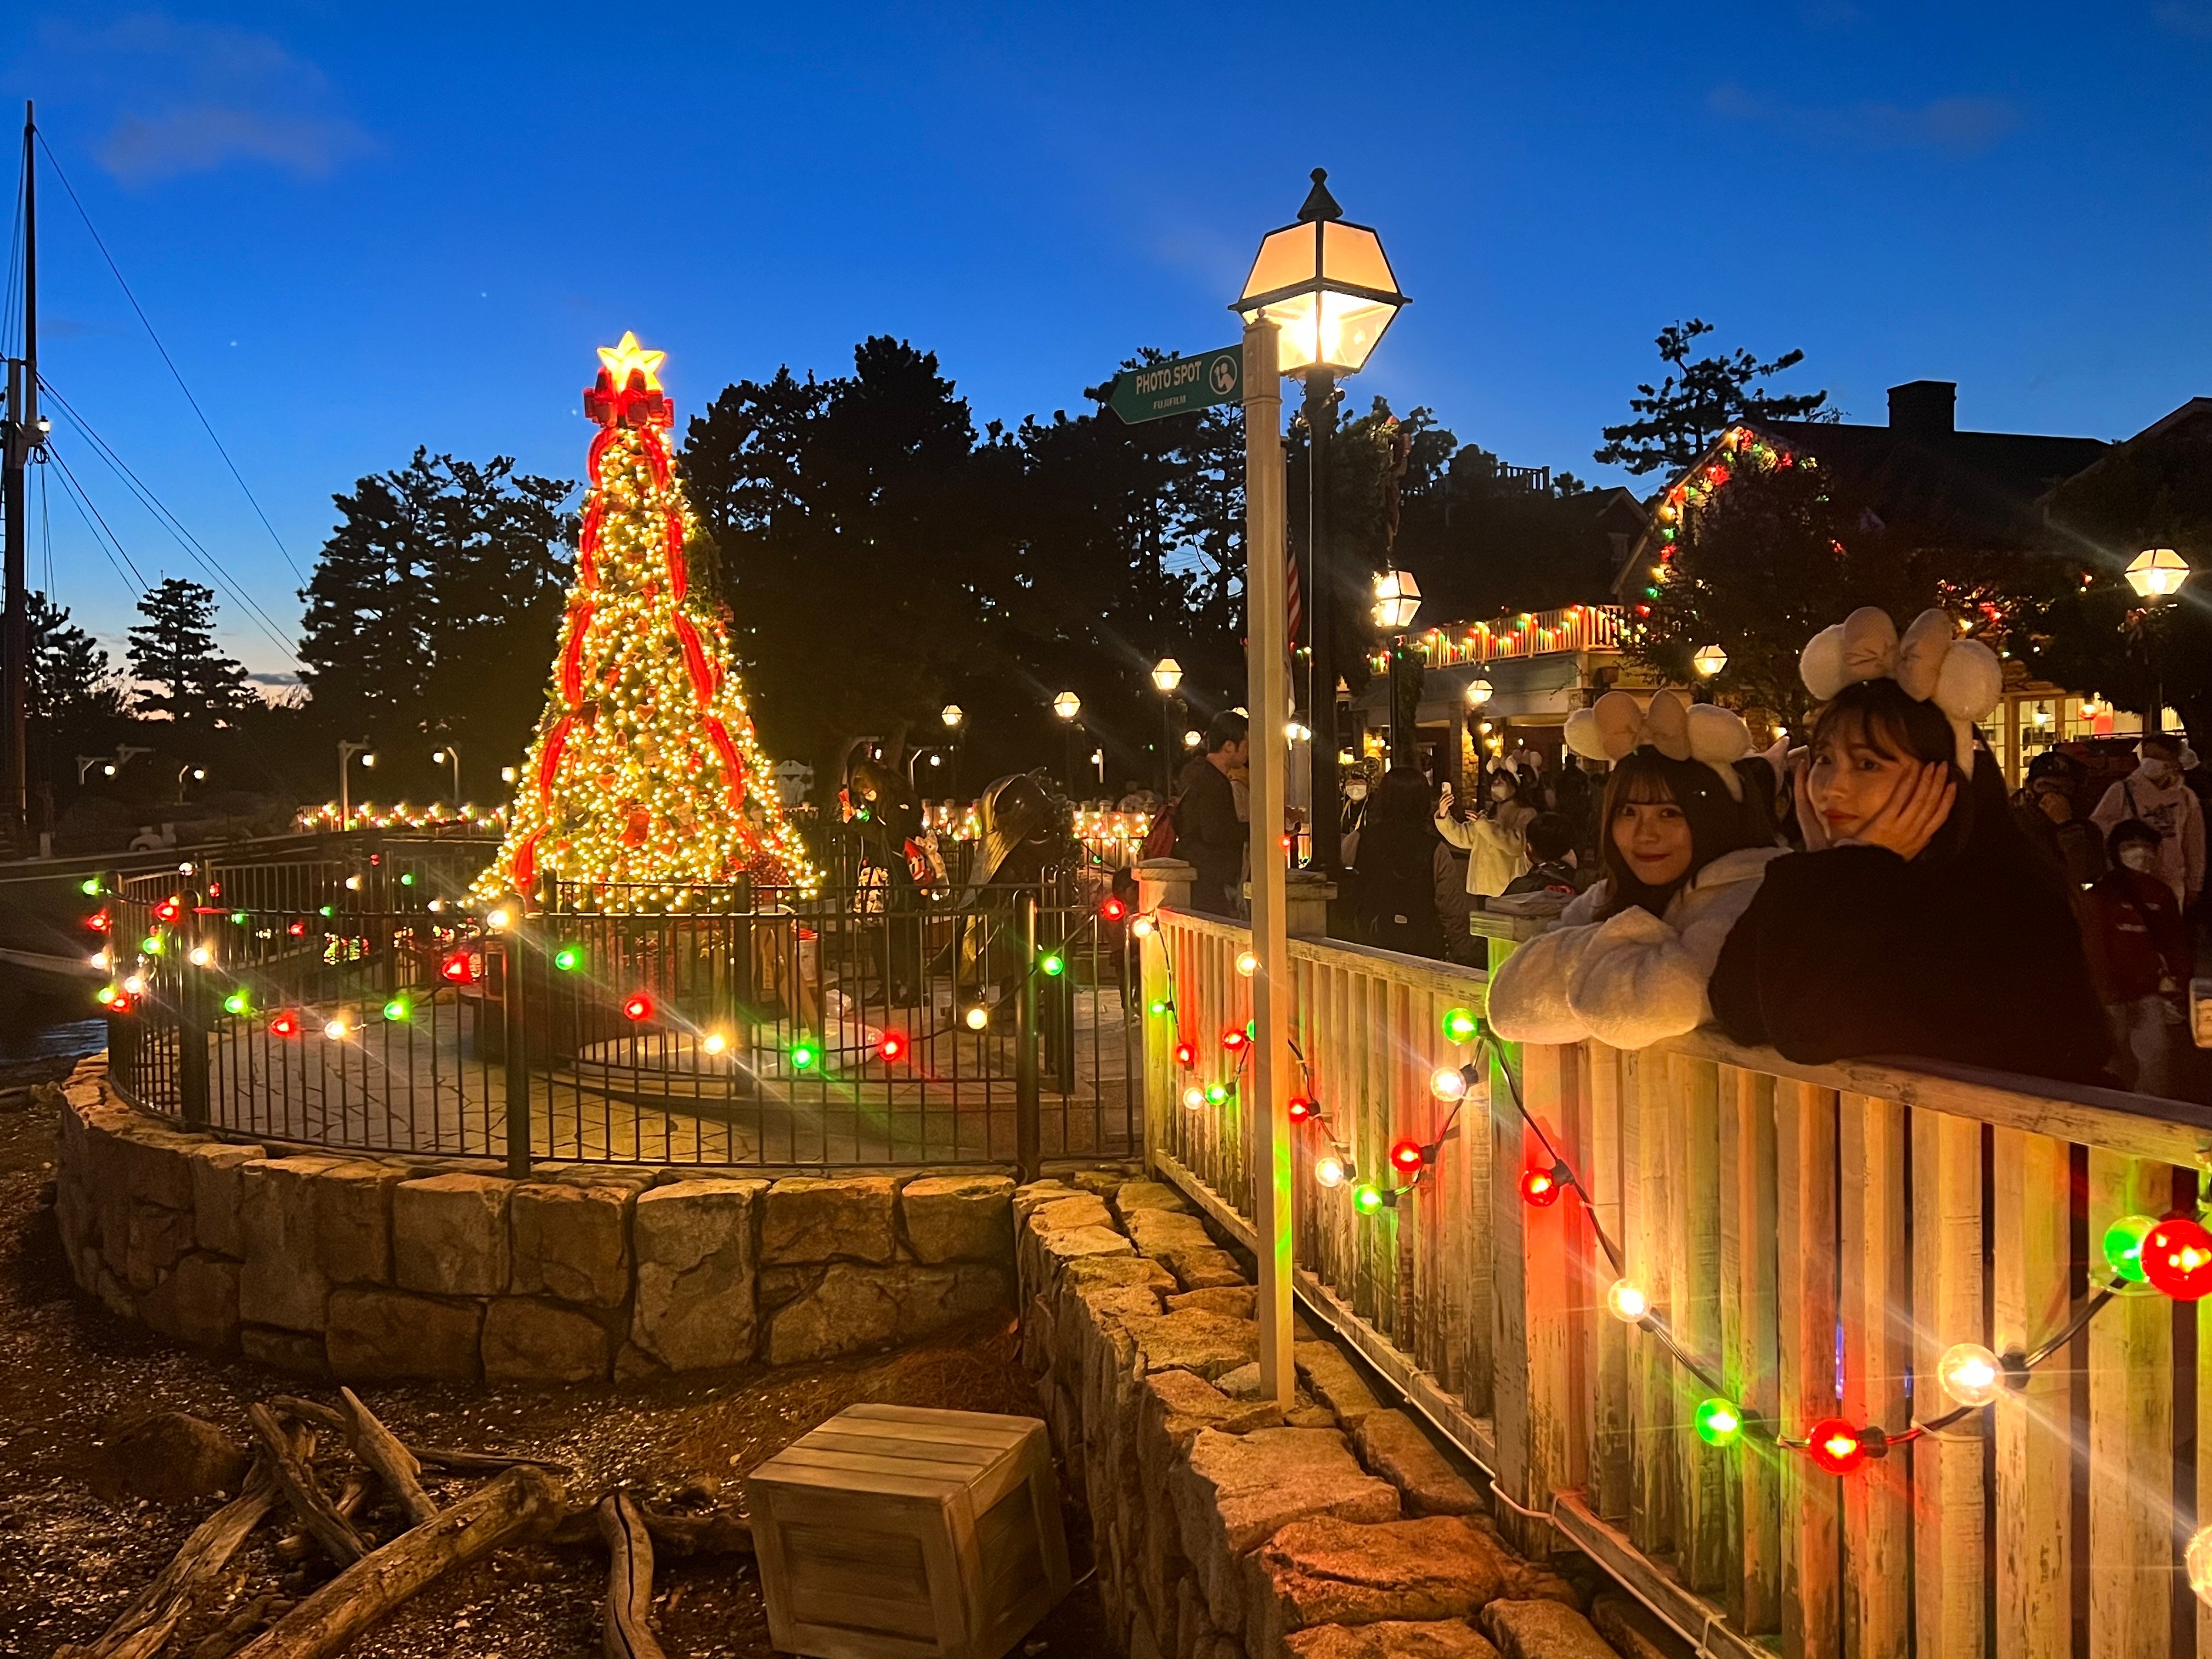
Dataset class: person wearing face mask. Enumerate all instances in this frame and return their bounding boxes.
[1487,692,1776,1049]
[1709,610,2112,1085]
[2082,819,2193,1098]
[2012,751,2104,889]
[2090,732,2204,910]
[1434,763,1535,903]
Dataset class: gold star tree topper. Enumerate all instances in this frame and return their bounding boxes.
[597,330,666,390]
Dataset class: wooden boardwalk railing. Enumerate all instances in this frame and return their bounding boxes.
[1141,902,2212,1659]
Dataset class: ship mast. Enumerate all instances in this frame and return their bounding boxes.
[1,100,40,843]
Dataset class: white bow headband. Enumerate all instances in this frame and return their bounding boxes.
[1563,690,1752,800]
[1798,607,2001,771]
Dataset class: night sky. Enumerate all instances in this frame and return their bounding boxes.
[5,2,2210,675]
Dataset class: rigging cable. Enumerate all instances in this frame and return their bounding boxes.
[39,375,303,666]
[42,443,149,596]
[33,130,307,582]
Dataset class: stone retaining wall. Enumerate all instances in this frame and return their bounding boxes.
[52,1057,1018,1383]
[1014,1172,1664,1659]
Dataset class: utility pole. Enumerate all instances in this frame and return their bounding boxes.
[2,102,40,845]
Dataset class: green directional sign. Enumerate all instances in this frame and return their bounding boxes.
[1107,346,1243,424]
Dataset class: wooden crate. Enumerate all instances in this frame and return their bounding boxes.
[744,1403,1071,1659]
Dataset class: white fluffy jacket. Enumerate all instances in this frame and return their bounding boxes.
[1486,847,1784,1049]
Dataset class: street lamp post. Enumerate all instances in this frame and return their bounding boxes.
[176,764,206,804]
[337,740,375,832]
[431,744,461,804]
[1373,569,1421,769]
[1052,691,1082,794]
[1234,168,1408,875]
[1691,643,1728,687]
[1151,657,1183,795]
[940,703,964,799]
[2126,548,2191,735]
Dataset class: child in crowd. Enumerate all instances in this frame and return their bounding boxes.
[1500,812,1582,898]
[2083,819,2192,1097]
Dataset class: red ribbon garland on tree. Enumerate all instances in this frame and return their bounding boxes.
[703,716,747,812]
[560,603,596,707]
[664,511,688,601]
[672,614,715,706]
[577,500,603,590]
[539,713,574,810]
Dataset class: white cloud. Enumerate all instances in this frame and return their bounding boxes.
[41,11,373,185]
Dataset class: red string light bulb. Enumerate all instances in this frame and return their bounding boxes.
[2143,1216,2212,1300]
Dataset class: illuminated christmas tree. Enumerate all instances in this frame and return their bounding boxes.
[482,332,811,909]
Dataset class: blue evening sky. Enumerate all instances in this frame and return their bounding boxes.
[4,2,2209,676]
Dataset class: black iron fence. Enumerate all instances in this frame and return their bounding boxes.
[100,837,1140,1176]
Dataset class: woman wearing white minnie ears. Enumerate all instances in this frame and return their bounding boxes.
[1486,690,1781,1050]
[1708,608,2111,1086]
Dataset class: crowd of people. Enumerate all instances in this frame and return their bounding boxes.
[1168,607,2208,1100]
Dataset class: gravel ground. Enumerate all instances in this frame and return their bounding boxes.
[0,1073,1113,1658]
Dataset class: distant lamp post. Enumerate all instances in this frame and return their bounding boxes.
[940,704,965,796]
[176,764,206,803]
[1235,167,1408,876]
[431,744,461,802]
[1052,691,1082,793]
[2125,548,2191,733]
[501,765,517,785]
[1150,658,1184,793]
[1372,568,1422,768]
[1183,729,1202,749]
[1464,674,1493,708]
[1692,642,1729,679]
[337,740,375,832]
[2127,547,2190,601]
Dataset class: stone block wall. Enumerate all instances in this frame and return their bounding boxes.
[1014,1172,1638,1659]
[53,1057,1018,1383]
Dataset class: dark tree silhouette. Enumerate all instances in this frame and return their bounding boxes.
[127,578,254,726]
[1595,319,1832,476]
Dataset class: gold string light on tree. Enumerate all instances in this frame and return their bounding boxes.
[481,332,814,911]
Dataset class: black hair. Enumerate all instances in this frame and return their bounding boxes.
[1808,678,1979,862]
[1596,748,1750,919]
[2107,816,2163,859]
[1204,710,1249,753]
[1523,811,1575,864]
[1369,766,1434,828]
[1731,756,1784,847]
[2142,730,2183,758]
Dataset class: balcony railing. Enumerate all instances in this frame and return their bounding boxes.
[1138,898,2212,1659]
[1410,605,1627,670]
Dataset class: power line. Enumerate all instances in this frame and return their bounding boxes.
[40,376,303,665]
[33,130,307,583]
[42,445,147,596]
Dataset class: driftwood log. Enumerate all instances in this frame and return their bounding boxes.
[597,1491,669,1659]
[230,1464,566,1659]
[636,1502,754,1558]
[247,1406,366,1567]
[59,1464,278,1659]
[274,1476,368,1564]
[268,1395,567,1476]
[336,1389,437,1528]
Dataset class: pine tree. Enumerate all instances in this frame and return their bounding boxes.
[27,594,123,722]
[1594,319,1832,477]
[484,334,810,906]
[127,578,253,724]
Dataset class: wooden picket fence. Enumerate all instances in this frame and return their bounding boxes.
[1140,901,2212,1659]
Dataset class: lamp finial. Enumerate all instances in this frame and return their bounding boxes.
[1297,168,1342,223]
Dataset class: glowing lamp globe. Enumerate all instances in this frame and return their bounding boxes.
[1204,1084,1230,1105]
[1148,998,1171,1016]
[323,1018,350,1041]
[382,996,410,1023]
[622,992,655,1023]
[2126,546,2191,601]
[1936,1342,2005,1408]
[1099,896,1127,922]
[703,1031,728,1056]
[1372,568,1421,631]
[223,990,251,1017]
[2188,1523,2212,1607]
[789,1040,819,1071]
[439,950,473,984]
[1131,915,1156,939]
[1430,1065,1469,1102]
[1182,1086,1207,1111]
[1519,1166,1562,1207]
[1442,1006,1479,1044]
[1694,1398,1743,1447]
[1604,1280,1648,1323]
[1052,690,1082,723]
[553,944,584,972]
[2104,1212,2158,1282]
[964,1005,991,1031]
[1692,643,1729,679]
[1174,1041,1198,1067]
[2142,1216,2212,1299]
[1352,1183,1391,1215]
[1287,1096,1318,1124]
[1235,949,1259,978]
[1151,657,1184,694]
[270,1011,300,1039]
[1464,675,1494,708]
[1039,952,1065,977]
[1233,171,1408,377]
[1221,1028,1248,1052]
[1314,1155,1350,1189]
[1390,1139,1426,1175]
[877,1030,909,1062]
[1806,1419,1870,1477]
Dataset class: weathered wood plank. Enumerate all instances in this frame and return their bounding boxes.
[1679,1056,1729,1596]
[1776,1080,1841,1659]
[2086,1149,2174,1659]
[1837,1092,1908,1658]
[1991,1127,2072,1656]
[1586,1041,1632,1525]
[1730,1066,1782,1637]
[1909,1110,1985,1659]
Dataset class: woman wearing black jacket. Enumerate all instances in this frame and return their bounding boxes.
[1346,768,1444,958]
[1708,610,2112,1087]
